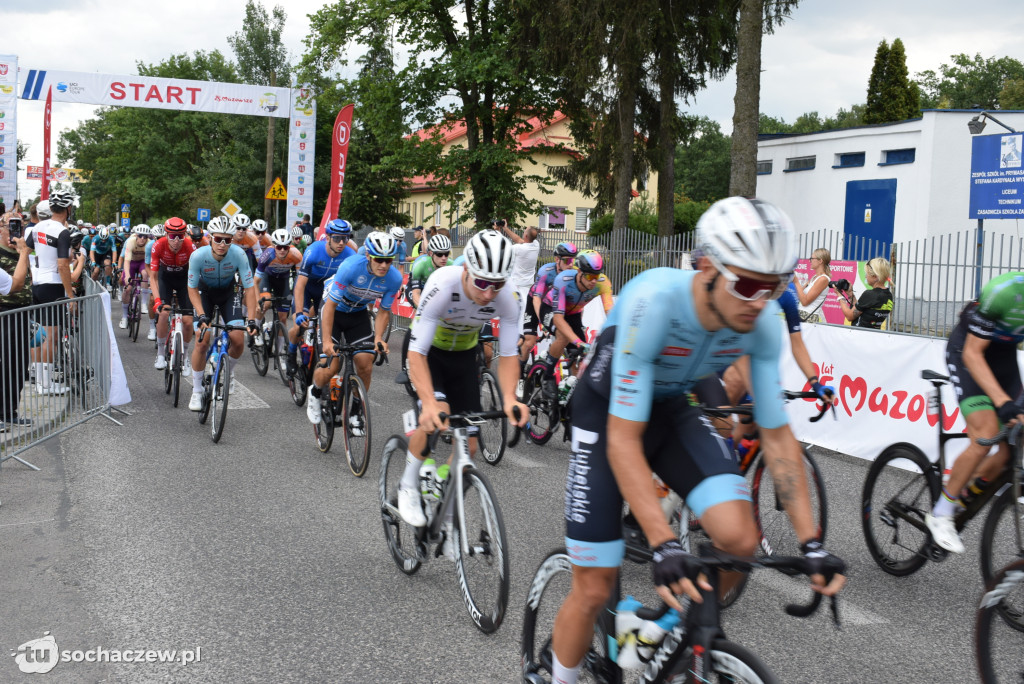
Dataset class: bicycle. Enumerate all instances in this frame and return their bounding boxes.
[861,369,1024,596]
[975,557,1024,683]
[476,330,508,465]
[287,314,321,407]
[161,300,187,409]
[379,409,511,633]
[314,338,386,478]
[520,342,587,445]
[196,308,247,444]
[250,294,291,378]
[263,295,294,386]
[124,272,143,342]
[521,542,843,684]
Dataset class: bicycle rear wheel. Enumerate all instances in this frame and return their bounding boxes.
[975,559,1024,683]
[521,549,616,684]
[379,435,423,575]
[198,366,212,425]
[314,392,335,453]
[752,448,828,560]
[862,443,939,576]
[211,360,230,443]
[163,341,173,394]
[667,638,779,683]
[290,361,308,407]
[251,327,270,376]
[274,321,290,386]
[980,487,1024,631]
[171,335,183,408]
[523,365,558,446]
[455,468,510,634]
[343,374,371,477]
[478,370,507,465]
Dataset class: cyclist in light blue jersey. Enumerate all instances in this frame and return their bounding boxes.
[546,197,846,684]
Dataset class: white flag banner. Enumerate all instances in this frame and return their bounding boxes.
[19,67,292,119]
[286,86,316,224]
[0,54,17,204]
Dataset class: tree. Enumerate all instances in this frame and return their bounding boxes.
[1000,78,1024,110]
[729,0,800,197]
[917,53,1024,110]
[863,38,918,124]
[674,116,731,203]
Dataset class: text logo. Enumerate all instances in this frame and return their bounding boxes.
[337,121,350,146]
[12,632,59,674]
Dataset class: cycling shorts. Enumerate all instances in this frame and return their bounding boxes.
[523,300,542,336]
[157,271,194,315]
[301,288,324,317]
[259,273,292,313]
[127,259,147,281]
[196,285,242,328]
[947,321,1022,418]
[557,312,585,342]
[422,347,482,418]
[31,283,67,306]
[320,309,374,352]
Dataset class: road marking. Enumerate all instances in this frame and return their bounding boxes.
[0,518,55,529]
[749,569,888,626]
[228,381,271,409]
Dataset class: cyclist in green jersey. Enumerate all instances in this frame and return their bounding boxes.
[927,271,1024,553]
[407,234,453,309]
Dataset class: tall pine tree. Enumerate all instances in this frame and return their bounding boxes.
[864,38,918,124]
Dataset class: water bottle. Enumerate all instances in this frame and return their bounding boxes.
[737,435,759,470]
[558,375,577,405]
[420,458,439,499]
[635,609,682,662]
[300,345,311,368]
[614,596,644,668]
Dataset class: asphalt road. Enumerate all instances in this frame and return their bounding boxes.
[0,312,994,683]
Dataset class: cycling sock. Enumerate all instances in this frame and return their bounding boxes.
[932,489,960,518]
[551,651,580,684]
[149,318,156,329]
[157,341,166,357]
[311,385,322,398]
[401,451,422,490]
[289,342,298,353]
[121,302,129,316]
[543,353,557,376]
[227,355,238,375]
[193,370,204,393]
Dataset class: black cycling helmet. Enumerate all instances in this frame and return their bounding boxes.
[553,242,579,258]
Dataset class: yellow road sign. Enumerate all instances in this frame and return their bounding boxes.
[265,177,287,200]
[221,199,242,217]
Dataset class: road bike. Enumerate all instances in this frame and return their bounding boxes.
[251,294,291,378]
[520,342,587,446]
[975,557,1024,683]
[379,409,510,633]
[196,307,247,444]
[124,272,143,342]
[521,542,843,684]
[862,369,1024,596]
[287,314,321,407]
[314,338,386,477]
[475,330,508,465]
[161,300,187,409]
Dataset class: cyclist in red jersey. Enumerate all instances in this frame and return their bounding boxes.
[149,217,197,371]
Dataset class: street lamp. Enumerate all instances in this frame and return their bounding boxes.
[968,111,1018,135]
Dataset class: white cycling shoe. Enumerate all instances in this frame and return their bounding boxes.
[925,513,965,554]
[188,391,203,411]
[154,355,167,371]
[147,328,157,341]
[306,386,322,424]
[118,317,128,329]
[397,486,427,527]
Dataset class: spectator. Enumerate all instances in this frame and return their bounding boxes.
[26,203,40,229]
[794,247,831,322]
[837,257,893,329]
[299,214,314,240]
[498,220,540,335]
[409,225,425,259]
[0,223,33,432]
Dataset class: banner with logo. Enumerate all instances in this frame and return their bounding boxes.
[316,104,354,238]
[0,55,17,205]
[42,86,51,200]
[286,85,316,227]
[19,68,292,119]
[26,166,88,182]
[793,258,892,328]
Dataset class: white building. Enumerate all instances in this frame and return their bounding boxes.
[756,109,1024,248]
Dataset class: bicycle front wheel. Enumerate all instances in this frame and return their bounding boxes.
[198,368,212,425]
[980,487,1024,630]
[521,549,616,684]
[171,335,183,408]
[290,360,308,407]
[211,360,230,443]
[314,395,335,453]
[523,365,557,446]
[379,435,423,575]
[343,374,371,477]
[975,559,1024,683]
[667,638,779,684]
[862,443,939,576]
[455,468,510,634]
[752,448,828,560]
[251,329,269,377]
[163,343,173,394]
[478,370,507,465]
[274,321,290,386]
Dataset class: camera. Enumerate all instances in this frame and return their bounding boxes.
[7,217,22,239]
[829,278,851,292]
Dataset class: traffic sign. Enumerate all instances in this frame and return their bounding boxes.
[120,217,130,228]
[221,199,241,217]
[120,203,130,212]
[265,177,287,200]
[197,208,211,222]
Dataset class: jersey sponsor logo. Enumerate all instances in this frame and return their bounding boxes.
[712,348,742,356]
[451,293,460,302]
[660,346,691,357]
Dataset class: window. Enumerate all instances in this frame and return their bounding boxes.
[833,152,865,169]
[575,208,592,233]
[434,203,442,226]
[785,155,816,172]
[546,206,566,229]
[881,148,916,165]
[756,160,773,175]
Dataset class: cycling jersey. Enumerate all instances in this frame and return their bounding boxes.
[187,244,254,290]
[298,240,354,295]
[123,235,148,263]
[149,237,196,273]
[529,262,559,300]
[853,287,893,329]
[408,254,453,292]
[81,236,92,254]
[24,219,71,286]
[600,268,787,428]
[90,236,116,256]
[144,240,154,266]
[257,234,273,249]
[324,255,402,313]
[408,265,520,354]
[255,245,302,278]
[113,233,127,252]
[544,269,613,316]
[962,272,1024,344]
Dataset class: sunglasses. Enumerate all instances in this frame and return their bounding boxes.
[433,252,450,259]
[211,236,232,245]
[167,234,185,241]
[471,277,506,292]
[328,234,348,242]
[559,257,574,264]
[718,269,787,301]
[275,245,289,251]
[371,256,395,265]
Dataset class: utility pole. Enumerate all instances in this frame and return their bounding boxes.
[263,70,276,227]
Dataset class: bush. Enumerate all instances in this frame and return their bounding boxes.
[589,199,709,237]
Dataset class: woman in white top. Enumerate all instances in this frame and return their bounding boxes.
[794,247,831,321]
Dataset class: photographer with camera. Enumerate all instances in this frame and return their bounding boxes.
[794,248,831,322]
[0,215,34,431]
[835,257,893,329]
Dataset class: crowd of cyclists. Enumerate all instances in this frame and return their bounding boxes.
[8,189,1022,682]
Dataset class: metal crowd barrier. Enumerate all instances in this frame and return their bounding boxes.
[1,290,117,476]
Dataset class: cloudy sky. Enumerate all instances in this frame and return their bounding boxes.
[5,0,1024,201]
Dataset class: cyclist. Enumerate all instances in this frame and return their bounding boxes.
[397,230,529,543]
[149,217,196,371]
[255,228,302,351]
[252,219,272,250]
[521,241,578,365]
[144,224,165,340]
[305,231,402,433]
[112,223,129,259]
[406,234,453,309]
[287,218,356,376]
[289,225,308,254]
[389,226,408,272]
[89,225,118,288]
[189,223,209,248]
[546,197,845,684]
[186,217,261,411]
[926,271,1024,553]
[117,225,150,329]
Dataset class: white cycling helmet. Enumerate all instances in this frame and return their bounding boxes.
[290,226,304,240]
[695,197,797,277]
[363,231,398,258]
[270,228,291,246]
[428,234,452,253]
[231,213,250,229]
[47,189,77,210]
[251,219,268,233]
[390,226,405,241]
[210,216,237,237]
[464,229,514,281]
[151,225,166,238]
[37,201,52,219]
[134,224,150,236]
[98,226,110,239]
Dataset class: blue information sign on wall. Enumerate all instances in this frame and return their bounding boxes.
[969,132,1024,219]
[197,208,211,222]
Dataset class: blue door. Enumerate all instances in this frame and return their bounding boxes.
[843,180,896,260]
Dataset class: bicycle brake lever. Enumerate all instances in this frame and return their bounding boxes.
[784,589,823,619]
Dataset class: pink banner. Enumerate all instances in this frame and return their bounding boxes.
[794,259,862,325]
[41,86,51,200]
[317,104,353,239]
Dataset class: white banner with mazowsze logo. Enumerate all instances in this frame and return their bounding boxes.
[18,68,292,119]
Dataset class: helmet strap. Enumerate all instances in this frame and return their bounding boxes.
[705,271,730,329]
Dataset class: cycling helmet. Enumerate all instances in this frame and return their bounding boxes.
[151,225,166,238]
[98,226,110,239]
[151,222,164,232]
[300,235,312,247]
[209,216,237,237]
[390,226,405,241]
[36,201,52,219]
[290,226,304,240]
[251,219,268,233]
[575,250,604,275]
[271,228,291,246]
[363,231,398,258]
[164,216,187,233]
[231,213,250,229]
[553,242,579,258]
[70,231,85,250]
[464,229,514,280]
[47,189,76,210]
[188,223,203,240]
[695,197,797,276]
[135,225,150,237]
[76,219,84,226]
[108,223,119,231]
[428,234,452,253]
[206,216,224,232]
[325,218,352,236]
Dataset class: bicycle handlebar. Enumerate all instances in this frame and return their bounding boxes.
[977,422,1024,447]
[418,407,523,458]
[197,322,248,343]
[700,389,834,423]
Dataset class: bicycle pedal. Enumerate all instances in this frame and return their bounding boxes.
[926,543,950,562]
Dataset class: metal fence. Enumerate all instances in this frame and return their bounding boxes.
[1,291,114,475]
